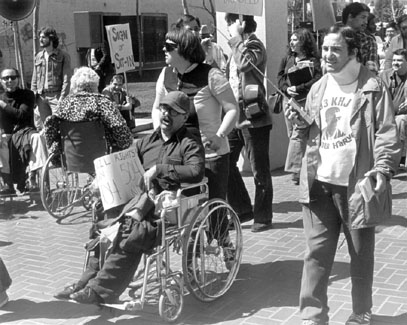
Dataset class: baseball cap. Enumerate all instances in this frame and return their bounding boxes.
[160,91,190,114]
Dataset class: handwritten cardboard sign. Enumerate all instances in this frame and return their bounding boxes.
[105,23,136,73]
[215,0,263,16]
[94,147,144,210]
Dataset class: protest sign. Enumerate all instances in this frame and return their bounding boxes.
[105,23,136,74]
[215,0,263,16]
[311,0,336,31]
[94,147,144,210]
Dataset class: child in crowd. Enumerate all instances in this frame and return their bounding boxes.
[0,257,11,308]
[101,74,140,131]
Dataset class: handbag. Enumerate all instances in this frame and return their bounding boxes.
[268,92,284,114]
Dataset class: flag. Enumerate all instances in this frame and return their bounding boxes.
[311,0,336,31]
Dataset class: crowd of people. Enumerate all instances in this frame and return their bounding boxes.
[0,2,405,325]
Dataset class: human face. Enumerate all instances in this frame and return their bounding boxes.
[159,104,187,135]
[367,18,376,34]
[385,27,396,40]
[184,20,200,36]
[399,20,407,38]
[163,40,181,67]
[347,11,369,32]
[111,78,123,92]
[322,33,355,73]
[0,69,19,92]
[290,34,302,54]
[39,32,51,48]
[392,54,407,75]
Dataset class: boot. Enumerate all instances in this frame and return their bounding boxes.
[0,173,16,195]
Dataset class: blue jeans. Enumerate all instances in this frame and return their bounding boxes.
[227,126,273,223]
[300,180,375,323]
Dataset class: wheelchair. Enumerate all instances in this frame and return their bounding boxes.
[86,179,243,323]
[40,120,109,219]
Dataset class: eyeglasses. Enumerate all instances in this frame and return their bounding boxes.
[163,41,177,52]
[1,75,18,81]
[159,105,183,117]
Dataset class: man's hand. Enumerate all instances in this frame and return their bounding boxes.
[143,165,157,191]
[228,20,245,39]
[0,100,7,109]
[364,170,386,194]
[286,86,299,97]
[397,101,407,115]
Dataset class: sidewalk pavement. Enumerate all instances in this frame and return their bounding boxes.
[0,160,406,324]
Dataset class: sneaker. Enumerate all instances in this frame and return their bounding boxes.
[54,283,82,300]
[0,291,9,308]
[70,286,104,305]
[345,312,372,325]
[251,221,273,233]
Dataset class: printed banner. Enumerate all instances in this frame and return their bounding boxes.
[215,0,263,17]
[94,147,144,210]
[105,23,136,73]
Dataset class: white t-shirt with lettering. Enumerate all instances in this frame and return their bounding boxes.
[316,75,357,186]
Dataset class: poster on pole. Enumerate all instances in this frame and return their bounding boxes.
[105,23,136,74]
[94,147,145,210]
[215,0,263,17]
[311,0,336,31]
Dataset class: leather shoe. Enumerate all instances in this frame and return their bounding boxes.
[0,187,16,196]
[251,221,273,233]
[70,286,104,305]
[54,283,81,300]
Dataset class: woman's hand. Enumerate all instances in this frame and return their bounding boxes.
[204,134,222,152]
[364,170,387,194]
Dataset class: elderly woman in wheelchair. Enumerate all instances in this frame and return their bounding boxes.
[0,67,48,195]
[54,91,242,322]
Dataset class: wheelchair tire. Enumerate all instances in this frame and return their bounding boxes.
[181,199,243,302]
[40,152,81,219]
[158,278,184,323]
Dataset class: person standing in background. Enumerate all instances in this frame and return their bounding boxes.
[225,13,273,233]
[31,26,71,125]
[383,15,407,70]
[86,41,113,93]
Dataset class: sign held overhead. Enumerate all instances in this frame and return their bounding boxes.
[215,0,263,17]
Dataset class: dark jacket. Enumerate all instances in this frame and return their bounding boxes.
[227,33,272,128]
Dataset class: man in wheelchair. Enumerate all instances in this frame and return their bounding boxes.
[55,91,205,304]
[0,68,48,195]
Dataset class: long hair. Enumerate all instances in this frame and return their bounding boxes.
[39,26,59,48]
[165,29,205,64]
[289,28,320,58]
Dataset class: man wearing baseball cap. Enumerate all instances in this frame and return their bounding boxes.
[55,91,205,304]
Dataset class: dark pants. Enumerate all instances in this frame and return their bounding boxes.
[0,257,12,292]
[227,126,273,223]
[300,180,375,323]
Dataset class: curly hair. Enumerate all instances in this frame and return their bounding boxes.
[39,26,59,48]
[289,28,320,58]
[70,67,99,94]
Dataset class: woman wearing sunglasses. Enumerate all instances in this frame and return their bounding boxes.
[151,28,238,246]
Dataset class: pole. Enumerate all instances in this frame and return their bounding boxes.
[12,21,26,88]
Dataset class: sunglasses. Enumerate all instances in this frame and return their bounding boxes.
[1,75,18,81]
[163,41,177,52]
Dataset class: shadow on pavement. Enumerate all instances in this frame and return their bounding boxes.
[273,200,303,214]
[180,260,350,324]
[373,313,407,325]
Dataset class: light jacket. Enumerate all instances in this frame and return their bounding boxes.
[31,48,71,99]
[296,65,401,228]
[227,33,272,128]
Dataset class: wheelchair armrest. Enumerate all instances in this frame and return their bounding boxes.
[178,177,208,196]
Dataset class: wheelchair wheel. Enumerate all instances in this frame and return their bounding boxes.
[182,199,243,302]
[40,152,81,219]
[158,277,184,323]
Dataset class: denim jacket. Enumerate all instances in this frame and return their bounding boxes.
[296,65,401,228]
[31,48,71,99]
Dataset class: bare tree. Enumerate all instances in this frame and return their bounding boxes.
[182,0,189,15]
